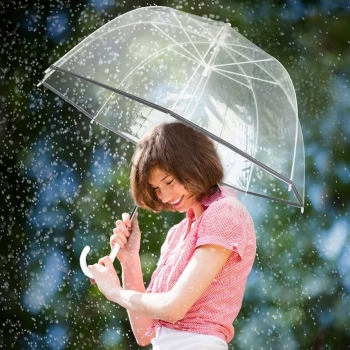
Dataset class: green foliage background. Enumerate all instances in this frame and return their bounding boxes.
[0,0,349,349]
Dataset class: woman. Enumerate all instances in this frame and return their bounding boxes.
[89,122,256,349]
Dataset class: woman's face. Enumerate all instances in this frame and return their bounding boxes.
[148,168,203,219]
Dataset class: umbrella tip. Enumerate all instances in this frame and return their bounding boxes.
[301,207,304,214]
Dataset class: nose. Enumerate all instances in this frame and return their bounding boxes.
[157,187,172,203]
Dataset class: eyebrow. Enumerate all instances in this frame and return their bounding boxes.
[161,175,170,182]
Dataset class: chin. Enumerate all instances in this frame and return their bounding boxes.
[175,205,189,213]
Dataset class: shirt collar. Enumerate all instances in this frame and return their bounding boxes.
[186,185,226,221]
[201,185,224,207]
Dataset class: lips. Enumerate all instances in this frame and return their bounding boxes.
[169,195,184,206]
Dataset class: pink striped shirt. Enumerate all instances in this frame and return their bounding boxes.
[146,186,256,342]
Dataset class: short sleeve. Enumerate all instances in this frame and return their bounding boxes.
[196,197,248,259]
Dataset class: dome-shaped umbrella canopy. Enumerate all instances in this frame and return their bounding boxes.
[39,6,305,209]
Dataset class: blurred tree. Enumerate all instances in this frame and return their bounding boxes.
[0,0,349,349]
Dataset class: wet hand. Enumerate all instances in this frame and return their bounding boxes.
[110,212,141,263]
[88,256,121,301]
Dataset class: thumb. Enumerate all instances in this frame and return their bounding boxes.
[104,257,114,268]
[122,212,132,229]
[131,210,139,229]
[99,256,114,268]
[122,210,139,231]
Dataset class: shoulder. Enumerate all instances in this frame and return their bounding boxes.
[204,187,249,219]
[196,187,255,256]
[200,187,254,233]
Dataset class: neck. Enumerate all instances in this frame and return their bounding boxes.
[192,203,204,221]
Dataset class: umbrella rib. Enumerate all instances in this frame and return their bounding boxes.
[213,58,274,67]
[182,64,211,118]
[289,116,303,201]
[223,43,270,52]
[291,182,303,208]
[211,69,251,89]
[94,92,117,121]
[228,185,303,208]
[151,23,202,61]
[212,67,278,85]
[162,41,215,66]
[170,62,203,112]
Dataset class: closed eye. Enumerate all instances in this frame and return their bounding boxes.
[149,177,174,190]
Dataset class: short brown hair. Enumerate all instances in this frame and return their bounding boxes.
[130,122,223,212]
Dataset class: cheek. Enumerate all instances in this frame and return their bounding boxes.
[176,183,187,193]
[180,185,192,198]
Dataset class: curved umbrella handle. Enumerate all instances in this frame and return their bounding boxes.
[80,206,137,279]
[80,243,121,279]
[80,246,94,279]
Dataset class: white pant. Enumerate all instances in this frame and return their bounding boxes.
[151,327,228,350]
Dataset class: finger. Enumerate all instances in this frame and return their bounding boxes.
[110,233,116,246]
[98,255,111,265]
[110,230,123,243]
[115,220,131,236]
[99,256,113,268]
[121,212,132,230]
[110,236,119,250]
[121,212,130,221]
[112,227,129,238]
[111,234,127,249]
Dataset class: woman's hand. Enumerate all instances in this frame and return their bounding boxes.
[89,256,121,301]
[110,212,141,264]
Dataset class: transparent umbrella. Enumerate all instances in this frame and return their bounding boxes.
[38,5,305,210]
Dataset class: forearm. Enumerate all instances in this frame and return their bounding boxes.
[120,256,154,346]
[114,256,183,322]
[110,286,182,322]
